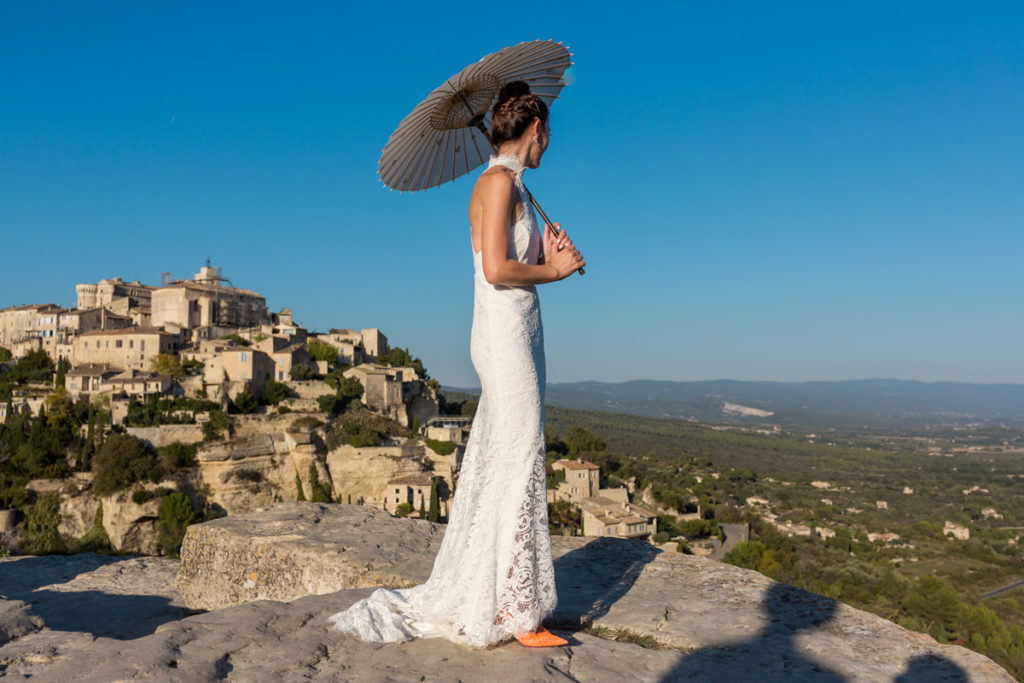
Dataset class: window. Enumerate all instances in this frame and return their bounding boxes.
[115,340,122,348]
[395,488,400,494]
[84,341,88,349]
[240,352,249,362]
[140,340,145,351]
[105,341,109,348]
[129,340,133,348]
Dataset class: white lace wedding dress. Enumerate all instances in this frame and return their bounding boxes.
[327,154,557,648]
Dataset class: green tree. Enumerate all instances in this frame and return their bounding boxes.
[261,381,295,405]
[0,346,12,362]
[157,493,197,557]
[54,358,69,388]
[231,391,258,414]
[150,352,184,379]
[21,492,64,554]
[290,365,319,380]
[304,339,339,364]
[295,468,306,501]
[428,478,440,523]
[903,575,962,643]
[92,434,163,496]
[308,463,332,503]
[394,502,412,517]
[564,426,606,456]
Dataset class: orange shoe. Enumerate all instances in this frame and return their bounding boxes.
[515,626,568,648]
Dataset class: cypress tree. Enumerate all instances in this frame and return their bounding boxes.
[295,468,306,501]
[428,477,440,523]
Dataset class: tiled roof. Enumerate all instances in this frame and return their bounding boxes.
[556,459,600,470]
[387,473,434,486]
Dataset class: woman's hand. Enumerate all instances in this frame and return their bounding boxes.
[543,222,585,279]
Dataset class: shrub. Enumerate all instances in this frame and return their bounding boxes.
[308,463,332,503]
[21,492,64,555]
[74,501,112,553]
[290,365,319,381]
[652,531,671,544]
[231,392,258,414]
[219,334,250,346]
[159,441,197,469]
[202,410,231,441]
[316,394,342,414]
[262,381,295,405]
[93,434,163,496]
[131,489,155,505]
[235,469,263,483]
[394,503,412,517]
[277,405,291,414]
[425,438,456,456]
[288,416,324,433]
[304,339,339,364]
[156,493,196,557]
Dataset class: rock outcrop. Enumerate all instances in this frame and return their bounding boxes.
[1,504,1015,681]
[176,504,443,610]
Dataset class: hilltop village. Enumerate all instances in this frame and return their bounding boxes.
[0,263,660,556]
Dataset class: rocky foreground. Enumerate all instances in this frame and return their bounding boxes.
[0,503,1015,682]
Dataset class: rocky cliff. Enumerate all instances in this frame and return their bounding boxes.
[0,503,1013,681]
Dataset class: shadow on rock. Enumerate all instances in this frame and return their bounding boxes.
[894,653,968,682]
[0,554,198,640]
[548,537,659,629]
[662,582,845,682]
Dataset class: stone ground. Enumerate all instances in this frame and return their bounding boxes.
[0,504,1016,682]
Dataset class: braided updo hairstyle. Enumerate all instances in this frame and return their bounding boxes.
[490,81,549,149]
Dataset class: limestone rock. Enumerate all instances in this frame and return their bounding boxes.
[174,503,1014,682]
[325,442,426,508]
[176,503,442,610]
[0,601,44,645]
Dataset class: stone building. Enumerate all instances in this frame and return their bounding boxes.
[580,496,658,539]
[66,363,120,397]
[548,459,601,503]
[0,303,64,356]
[75,277,155,314]
[383,472,447,517]
[151,264,269,338]
[423,416,473,444]
[343,363,438,428]
[73,327,180,371]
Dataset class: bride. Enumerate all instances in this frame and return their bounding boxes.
[328,80,585,649]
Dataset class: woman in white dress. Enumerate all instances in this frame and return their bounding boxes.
[328,81,585,649]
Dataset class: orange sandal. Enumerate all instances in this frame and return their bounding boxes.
[515,626,568,648]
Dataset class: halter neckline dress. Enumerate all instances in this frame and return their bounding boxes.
[327,153,556,648]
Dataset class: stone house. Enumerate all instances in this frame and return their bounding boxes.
[580,496,658,539]
[73,327,179,371]
[423,416,473,444]
[343,363,438,428]
[383,472,447,517]
[548,459,601,503]
[100,369,173,401]
[66,363,120,397]
[262,342,317,382]
[0,303,64,357]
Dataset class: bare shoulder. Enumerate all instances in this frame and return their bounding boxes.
[476,166,515,192]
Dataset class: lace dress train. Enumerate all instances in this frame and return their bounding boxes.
[327,155,556,648]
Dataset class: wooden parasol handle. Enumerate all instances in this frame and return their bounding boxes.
[522,186,585,277]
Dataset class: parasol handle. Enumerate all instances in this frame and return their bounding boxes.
[523,188,585,277]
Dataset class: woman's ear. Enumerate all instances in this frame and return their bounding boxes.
[531,118,542,141]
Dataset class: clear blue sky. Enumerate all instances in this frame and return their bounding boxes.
[2,2,1021,386]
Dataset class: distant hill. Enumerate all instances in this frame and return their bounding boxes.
[540,379,1024,429]
[444,379,1024,430]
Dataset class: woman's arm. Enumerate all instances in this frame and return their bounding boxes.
[479,171,583,286]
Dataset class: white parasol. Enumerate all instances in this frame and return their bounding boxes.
[378,40,582,273]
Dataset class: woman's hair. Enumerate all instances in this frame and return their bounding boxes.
[490,81,549,149]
